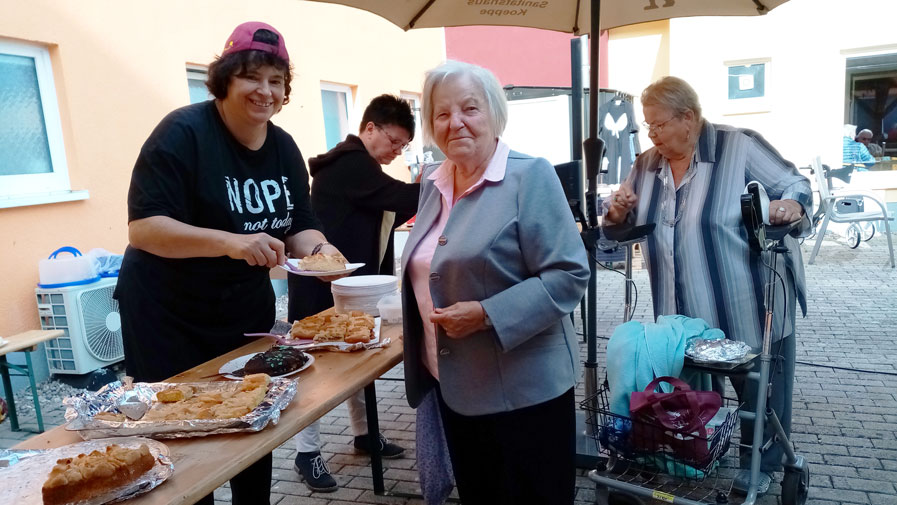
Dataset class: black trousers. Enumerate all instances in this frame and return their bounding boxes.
[192,453,272,505]
[119,295,274,505]
[436,387,575,505]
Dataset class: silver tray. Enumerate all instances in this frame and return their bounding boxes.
[64,378,297,439]
[0,437,173,505]
[685,353,758,370]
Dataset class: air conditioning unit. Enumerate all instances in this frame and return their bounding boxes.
[36,277,124,374]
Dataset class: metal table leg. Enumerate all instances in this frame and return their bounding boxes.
[25,352,44,432]
[0,355,19,431]
[363,381,384,495]
[0,352,45,433]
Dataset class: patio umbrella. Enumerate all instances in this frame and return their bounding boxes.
[305,0,791,193]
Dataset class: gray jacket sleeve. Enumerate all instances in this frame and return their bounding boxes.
[480,158,590,352]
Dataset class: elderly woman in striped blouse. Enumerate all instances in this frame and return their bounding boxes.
[605,76,811,495]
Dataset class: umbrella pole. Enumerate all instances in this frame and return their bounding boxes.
[582,0,604,369]
[576,0,605,470]
[583,0,603,405]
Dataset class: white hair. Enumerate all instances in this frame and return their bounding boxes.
[421,60,508,145]
[641,76,703,122]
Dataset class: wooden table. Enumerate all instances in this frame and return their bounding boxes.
[12,323,404,504]
[0,330,64,432]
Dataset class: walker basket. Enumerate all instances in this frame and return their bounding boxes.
[581,383,738,480]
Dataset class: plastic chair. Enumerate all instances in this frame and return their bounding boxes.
[808,156,895,267]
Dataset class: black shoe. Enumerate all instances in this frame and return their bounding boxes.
[354,433,406,459]
[293,451,338,492]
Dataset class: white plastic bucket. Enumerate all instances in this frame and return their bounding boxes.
[38,247,100,288]
[331,275,398,316]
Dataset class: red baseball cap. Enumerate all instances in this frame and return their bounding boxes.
[222,21,289,64]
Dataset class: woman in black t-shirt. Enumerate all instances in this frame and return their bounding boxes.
[115,22,346,505]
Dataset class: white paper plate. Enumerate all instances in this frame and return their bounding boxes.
[279,259,365,277]
[0,337,8,349]
[218,351,314,380]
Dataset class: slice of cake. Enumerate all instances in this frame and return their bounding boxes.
[42,444,156,505]
[297,252,348,272]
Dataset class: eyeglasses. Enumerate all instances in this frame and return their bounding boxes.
[376,124,411,152]
[642,116,677,135]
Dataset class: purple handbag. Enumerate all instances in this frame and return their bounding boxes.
[629,376,722,464]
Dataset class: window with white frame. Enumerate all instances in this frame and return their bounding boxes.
[186,65,212,104]
[0,39,75,204]
[320,83,353,150]
[400,92,423,158]
[724,58,771,115]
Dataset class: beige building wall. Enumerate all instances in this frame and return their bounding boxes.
[0,0,445,336]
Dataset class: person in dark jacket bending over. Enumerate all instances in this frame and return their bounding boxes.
[289,94,419,491]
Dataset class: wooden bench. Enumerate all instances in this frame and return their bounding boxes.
[0,329,63,432]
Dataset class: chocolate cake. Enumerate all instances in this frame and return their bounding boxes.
[241,346,309,376]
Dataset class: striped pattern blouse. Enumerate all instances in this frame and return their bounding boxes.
[619,120,811,349]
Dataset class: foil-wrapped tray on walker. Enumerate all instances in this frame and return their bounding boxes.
[64,378,297,439]
[0,437,173,505]
[685,338,752,364]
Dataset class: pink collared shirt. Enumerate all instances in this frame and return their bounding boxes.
[406,140,510,380]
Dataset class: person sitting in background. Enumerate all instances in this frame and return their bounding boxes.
[843,124,876,169]
[289,94,419,492]
[402,60,589,505]
[857,129,883,158]
[606,76,811,496]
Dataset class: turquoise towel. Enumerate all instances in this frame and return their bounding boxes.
[606,315,724,416]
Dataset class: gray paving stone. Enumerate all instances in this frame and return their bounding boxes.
[270,480,315,497]
[868,493,897,505]
[823,454,883,469]
[848,446,897,460]
[809,487,872,503]
[801,443,851,455]
[871,439,897,450]
[818,434,874,447]
[831,476,896,494]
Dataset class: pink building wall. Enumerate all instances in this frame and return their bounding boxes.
[445,26,608,88]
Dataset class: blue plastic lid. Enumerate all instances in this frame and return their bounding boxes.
[37,275,102,289]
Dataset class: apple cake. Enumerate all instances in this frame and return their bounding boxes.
[289,311,375,343]
[41,443,155,505]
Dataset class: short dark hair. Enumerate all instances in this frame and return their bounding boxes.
[206,48,293,105]
[359,94,415,140]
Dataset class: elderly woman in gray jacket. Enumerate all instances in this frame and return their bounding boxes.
[401,60,589,505]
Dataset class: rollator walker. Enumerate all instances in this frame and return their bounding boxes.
[582,183,811,505]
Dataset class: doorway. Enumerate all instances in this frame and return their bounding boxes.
[845,53,897,159]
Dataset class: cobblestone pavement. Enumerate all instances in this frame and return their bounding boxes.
[3,234,897,504]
